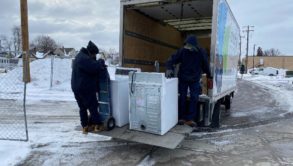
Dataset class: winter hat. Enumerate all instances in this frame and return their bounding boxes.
[184,35,198,48]
[87,41,99,54]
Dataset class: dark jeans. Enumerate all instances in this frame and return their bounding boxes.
[179,81,201,121]
[74,92,102,127]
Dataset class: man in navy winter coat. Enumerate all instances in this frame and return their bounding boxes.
[166,35,211,127]
[71,41,106,134]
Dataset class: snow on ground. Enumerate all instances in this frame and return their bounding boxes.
[0,141,31,166]
[0,58,118,166]
[242,73,293,114]
[1,63,293,165]
[0,58,117,102]
[0,120,111,166]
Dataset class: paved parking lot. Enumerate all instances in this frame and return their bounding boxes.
[14,80,293,166]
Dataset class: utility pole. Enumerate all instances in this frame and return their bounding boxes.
[243,25,254,73]
[20,0,31,82]
[253,44,256,70]
[239,35,245,66]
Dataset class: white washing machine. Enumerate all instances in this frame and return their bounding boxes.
[111,67,140,127]
[129,72,178,135]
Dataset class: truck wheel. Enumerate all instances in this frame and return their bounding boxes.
[105,117,116,131]
[211,101,221,128]
[224,95,231,110]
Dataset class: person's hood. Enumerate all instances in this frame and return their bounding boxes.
[87,40,99,55]
[80,47,89,55]
[184,35,198,48]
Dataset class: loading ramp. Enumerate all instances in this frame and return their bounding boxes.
[98,125,193,149]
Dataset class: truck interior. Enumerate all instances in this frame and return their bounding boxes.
[122,0,213,72]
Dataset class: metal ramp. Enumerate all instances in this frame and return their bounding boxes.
[98,125,193,149]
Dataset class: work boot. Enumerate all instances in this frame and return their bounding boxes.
[82,126,89,134]
[93,124,105,132]
[185,120,197,127]
[178,119,186,125]
[87,125,95,132]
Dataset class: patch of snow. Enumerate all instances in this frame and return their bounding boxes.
[231,107,274,118]
[35,52,44,59]
[0,58,119,165]
[0,102,111,166]
[243,74,293,114]
[190,129,235,137]
[0,58,119,102]
[0,141,31,166]
[138,155,156,166]
[210,140,232,146]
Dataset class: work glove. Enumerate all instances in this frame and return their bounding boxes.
[166,69,174,78]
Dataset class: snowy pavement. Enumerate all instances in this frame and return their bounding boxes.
[1,59,293,166]
[221,79,292,129]
[0,77,291,165]
[2,98,293,166]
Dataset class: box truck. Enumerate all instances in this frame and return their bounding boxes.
[119,0,240,127]
[99,0,240,149]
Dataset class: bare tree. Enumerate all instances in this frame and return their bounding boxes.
[256,47,263,56]
[108,48,119,65]
[12,26,22,56]
[33,35,58,53]
[0,35,13,53]
[263,48,281,56]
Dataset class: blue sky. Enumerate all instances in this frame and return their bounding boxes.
[0,0,292,55]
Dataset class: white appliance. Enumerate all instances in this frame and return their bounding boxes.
[129,72,178,135]
[111,67,140,127]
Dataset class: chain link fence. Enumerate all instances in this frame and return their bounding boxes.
[0,52,28,141]
[50,55,73,90]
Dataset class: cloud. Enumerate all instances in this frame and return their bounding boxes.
[0,0,120,51]
[227,0,293,55]
[0,0,292,55]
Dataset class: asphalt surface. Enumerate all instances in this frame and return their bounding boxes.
[221,79,291,129]
[12,79,293,165]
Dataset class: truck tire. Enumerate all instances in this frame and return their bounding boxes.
[211,101,221,128]
[224,95,231,110]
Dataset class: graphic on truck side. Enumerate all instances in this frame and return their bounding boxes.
[214,0,240,95]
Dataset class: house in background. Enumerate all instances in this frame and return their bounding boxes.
[0,51,15,58]
[34,51,55,59]
[0,51,8,58]
[1,51,21,70]
[16,49,37,60]
[54,47,76,58]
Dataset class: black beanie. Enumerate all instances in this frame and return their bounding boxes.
[87,41,99,54]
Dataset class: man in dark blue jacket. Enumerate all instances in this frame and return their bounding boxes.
[71,41,106,134]
[166,35,211,127]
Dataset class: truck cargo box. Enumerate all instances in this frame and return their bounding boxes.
[97,0,240,149]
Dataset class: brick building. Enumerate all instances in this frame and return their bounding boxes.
[245,56,293,70]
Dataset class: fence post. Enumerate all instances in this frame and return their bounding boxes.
[50,55,54,89]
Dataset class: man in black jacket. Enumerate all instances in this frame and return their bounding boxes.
[166,35,211,127]
[71,41,105,134]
